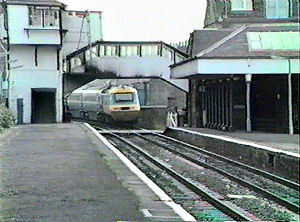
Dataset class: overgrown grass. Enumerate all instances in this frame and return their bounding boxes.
[0,104,14,133]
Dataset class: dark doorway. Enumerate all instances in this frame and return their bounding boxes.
[251,75,287,133]
[32,89,56,123]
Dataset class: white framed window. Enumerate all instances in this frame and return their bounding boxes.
[70,57,82,69]
[99,45,105,57]
[29,7,42,26]
[28,6,59,27]
[120,45,138,57]
[162,47,174,61]
[99,45,118,57]
[230,0,253,11]
[105,45,118,56]
[266,0,289,19]
[141,45,159,56]
[44,9,59,27]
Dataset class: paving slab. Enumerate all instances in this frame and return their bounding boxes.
[0,123,148,222]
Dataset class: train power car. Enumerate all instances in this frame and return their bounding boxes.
[67,85,141,122]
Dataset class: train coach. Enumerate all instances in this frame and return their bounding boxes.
[67,85,141,122]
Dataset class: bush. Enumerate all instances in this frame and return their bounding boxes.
[0,104,14,133]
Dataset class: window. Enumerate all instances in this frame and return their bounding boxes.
[230,0,253,11]
[99,45,118,57]
[162,47,174,61]
[99,45,105,57]
[247,32,299,51]
[70,57,82,69]
[266,0,289,19]
[114,93,133,102]
[105,45,118,56]
[85,47,98,61]
[141,45,159,56]
[29,7,42,26]
[28,6,59,27]
[120,45,138,57]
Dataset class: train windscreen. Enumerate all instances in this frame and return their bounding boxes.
[114,93,133,102]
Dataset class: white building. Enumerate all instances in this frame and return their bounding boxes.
[0,0,102,123]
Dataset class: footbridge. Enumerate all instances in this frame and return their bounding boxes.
[63,41,188,96]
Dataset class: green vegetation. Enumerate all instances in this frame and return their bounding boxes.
[0,104,14,133]
[274,210,297,222]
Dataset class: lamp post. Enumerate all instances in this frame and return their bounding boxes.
[245,73,252,133]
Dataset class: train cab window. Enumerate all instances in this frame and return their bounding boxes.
[114,93,133,102]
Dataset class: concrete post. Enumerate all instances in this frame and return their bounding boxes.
[245,74,252,133]
[288,60,294,135]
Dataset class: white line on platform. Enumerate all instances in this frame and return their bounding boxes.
[170,127,300,159]
[84,123,196,222]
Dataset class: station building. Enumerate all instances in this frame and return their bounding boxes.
[171,0,299,134]
[0,0,102,123]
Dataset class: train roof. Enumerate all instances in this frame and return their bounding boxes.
[72,84,137,95]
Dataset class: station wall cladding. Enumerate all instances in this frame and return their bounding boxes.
[165,128,299,183]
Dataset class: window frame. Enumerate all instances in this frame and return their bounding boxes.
[230,0,253,11]
[120,45,139,57]
[141,45,159,57]
[28,6,60,28]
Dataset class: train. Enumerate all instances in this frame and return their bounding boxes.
[66,85,141,122]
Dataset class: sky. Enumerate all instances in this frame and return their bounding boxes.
[60,0,207,44]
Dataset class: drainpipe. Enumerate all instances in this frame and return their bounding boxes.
[245,73,252,133]
[288,59,294,135]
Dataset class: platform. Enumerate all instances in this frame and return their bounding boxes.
[194,128,300,154]
[0,123,190,221]
[165,127,300,182]
[175,127,300,155]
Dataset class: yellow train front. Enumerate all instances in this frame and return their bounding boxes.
[105,85,141,122]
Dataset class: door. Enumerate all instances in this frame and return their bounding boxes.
[17,98,23,124]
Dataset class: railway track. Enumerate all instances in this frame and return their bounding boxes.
[91,123,299,221]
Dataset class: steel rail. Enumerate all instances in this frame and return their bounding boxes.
[107,132,251,221]
[149,132,299,191]
[135,133,300,214]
